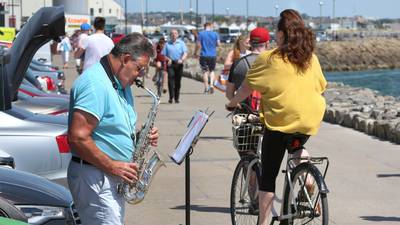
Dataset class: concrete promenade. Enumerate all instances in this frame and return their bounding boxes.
[60,58,400,225]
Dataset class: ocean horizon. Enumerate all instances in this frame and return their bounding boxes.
[324,69,400,98]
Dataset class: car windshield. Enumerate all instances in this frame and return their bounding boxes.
[219,28,229,34]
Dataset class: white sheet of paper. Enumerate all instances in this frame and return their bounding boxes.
[170,111,209,164]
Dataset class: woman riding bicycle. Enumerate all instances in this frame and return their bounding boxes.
[226,9,327,225]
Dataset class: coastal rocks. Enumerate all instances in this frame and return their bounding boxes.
[316,38,400,71]
[324,82,400,144]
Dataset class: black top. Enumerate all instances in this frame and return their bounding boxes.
[228,53,258,90]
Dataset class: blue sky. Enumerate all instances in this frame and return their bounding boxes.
[116,0,400,19]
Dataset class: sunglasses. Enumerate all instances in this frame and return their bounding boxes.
[132,60,147,77]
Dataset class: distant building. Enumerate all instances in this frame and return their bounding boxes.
[0,0,123,32]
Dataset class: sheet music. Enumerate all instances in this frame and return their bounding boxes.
[170,111,210,164]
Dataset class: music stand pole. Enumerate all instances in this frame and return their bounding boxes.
[185,147,193,225]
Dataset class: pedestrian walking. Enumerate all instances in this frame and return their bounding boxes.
[57,33,72,69]
[76,17,114,71]
[162,29,188,104]
[74,23,90,74]
[226,9,327,225]
[67,33,158,225]
[194,22,220,94]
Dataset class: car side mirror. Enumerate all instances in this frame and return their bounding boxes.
[0,156,15,169]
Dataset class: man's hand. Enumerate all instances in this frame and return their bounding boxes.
[148,127,159,147]
[167,59,172,66]
[109,161,139,184]
[177,59,183,64]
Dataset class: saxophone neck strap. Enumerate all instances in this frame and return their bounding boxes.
[100,55,118,90]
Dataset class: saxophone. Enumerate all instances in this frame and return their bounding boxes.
[118,79,165,205]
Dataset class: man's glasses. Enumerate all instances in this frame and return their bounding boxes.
[132,60,147,77]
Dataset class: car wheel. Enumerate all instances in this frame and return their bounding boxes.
[0,197,28,222]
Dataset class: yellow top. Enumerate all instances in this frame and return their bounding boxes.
[245,49,327,135]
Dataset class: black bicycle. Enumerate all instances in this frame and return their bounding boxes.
[228,104,330,225]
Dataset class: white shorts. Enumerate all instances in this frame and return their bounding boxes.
[67,161,125,225]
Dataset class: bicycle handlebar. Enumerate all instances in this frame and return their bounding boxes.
[226,103,258,115]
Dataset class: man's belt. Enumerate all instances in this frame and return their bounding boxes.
[71,156,93,166]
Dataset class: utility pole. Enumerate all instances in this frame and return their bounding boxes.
[246,0,249,34]
[140,0,144,32]
[180,0,183,24]
[146,0,148,26]
[189,0,192,25]
[319,1,323,30]
[125,0,127,35]
[212,0,214,23]
[332,0,336,21]
[196,0,198,32]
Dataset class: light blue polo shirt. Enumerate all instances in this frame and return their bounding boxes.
[162,39,187,61]
[68,62,137,162]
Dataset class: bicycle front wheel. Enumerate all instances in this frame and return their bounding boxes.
[230,157,260,225]
[282,163,329,225]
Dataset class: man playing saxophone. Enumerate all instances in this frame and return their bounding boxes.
[67,33,158,225]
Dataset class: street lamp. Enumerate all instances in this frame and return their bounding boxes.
[319,1,324,30]
[190,8,193,25]
[275,4,279,17]
[225,7,230,17]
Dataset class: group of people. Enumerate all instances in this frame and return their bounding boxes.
[225,9,327,225]
[57,17,114,73]
[66,8,326,225]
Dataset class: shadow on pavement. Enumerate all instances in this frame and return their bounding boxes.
[360,216,400,222]
[376,173,400,178]
[199,136,232,140]
[170,204,230,214]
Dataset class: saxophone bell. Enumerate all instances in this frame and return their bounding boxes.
[121,151,165,205]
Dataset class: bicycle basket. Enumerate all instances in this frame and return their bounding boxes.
[232,120,264,153]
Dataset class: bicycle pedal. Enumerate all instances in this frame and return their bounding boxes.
[281,170,287,173]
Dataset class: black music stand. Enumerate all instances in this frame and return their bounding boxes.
[170,109,214,225]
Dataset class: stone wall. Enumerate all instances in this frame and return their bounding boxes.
[183,59,400,144]
[324,83,400,143]
[187,38,400,72]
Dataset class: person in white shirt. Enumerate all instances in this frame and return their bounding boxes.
[74,23,90,73]
[76,17,114,71]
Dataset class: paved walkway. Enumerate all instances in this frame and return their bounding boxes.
[58,56,400,225]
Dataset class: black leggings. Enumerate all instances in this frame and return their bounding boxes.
[259,129,309,193]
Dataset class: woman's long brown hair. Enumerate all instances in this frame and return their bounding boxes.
[233,35,248,61]
[273,9,315,73]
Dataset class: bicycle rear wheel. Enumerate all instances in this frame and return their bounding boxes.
[230,157,260,225]
[282,163,329,225]
[156,70,163,97]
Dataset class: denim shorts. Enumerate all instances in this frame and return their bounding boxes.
[67,161,125,225]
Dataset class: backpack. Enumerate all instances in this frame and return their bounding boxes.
[243,55,261,112]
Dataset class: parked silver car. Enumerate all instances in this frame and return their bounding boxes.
[0,6,71,184]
